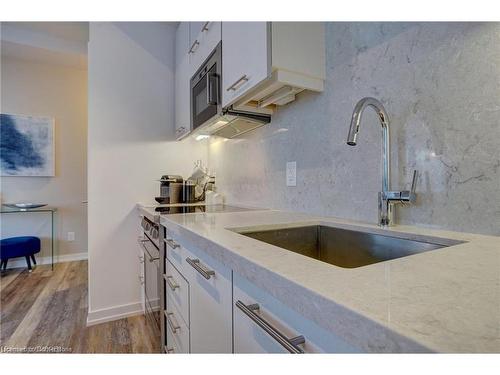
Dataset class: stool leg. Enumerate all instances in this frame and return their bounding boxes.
[30,254,37,265]
[0,260,5,270]
[25,256,32,272]
[1,259,8,270]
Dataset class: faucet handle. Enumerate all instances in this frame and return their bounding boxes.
[400,170,418,204]
[410,169,418,195]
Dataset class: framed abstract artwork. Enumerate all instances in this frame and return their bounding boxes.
[0,113,55,177]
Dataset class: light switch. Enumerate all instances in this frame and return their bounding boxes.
[286,161,297,187]
[67,232,75,242]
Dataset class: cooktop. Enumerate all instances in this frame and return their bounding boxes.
[155,204,257,215]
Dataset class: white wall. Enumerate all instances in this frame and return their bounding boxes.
[87,22,208,324]
[1,57,88,262]
[208,22,500,236]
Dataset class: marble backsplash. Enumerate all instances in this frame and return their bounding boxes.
[208,22,500,236]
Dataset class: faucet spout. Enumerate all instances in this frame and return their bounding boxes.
[346,97,391,194]
[346,97,419,227]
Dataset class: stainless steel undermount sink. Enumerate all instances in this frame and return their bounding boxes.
[237,225,464,268]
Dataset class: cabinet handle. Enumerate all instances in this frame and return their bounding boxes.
[165,238,180,249]
[186,257,215,280]
[138,275,144,285]
[188,40,200,54]
[202,22,211,32]
[165,311,180,333]
[138,255,144,264]
[165,275,179,291]
[226,74,249,91]
[206,72,218,105]
[165,346,174,354]
[138,239,159,261]
[235,300,305,354]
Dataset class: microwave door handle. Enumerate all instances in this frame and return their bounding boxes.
[206,73,218,106]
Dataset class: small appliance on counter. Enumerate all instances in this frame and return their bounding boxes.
[187,160,215,202]
[156,175,183,204]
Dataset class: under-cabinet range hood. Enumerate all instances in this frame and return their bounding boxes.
[190,42,271,139]
[195,108,270,139]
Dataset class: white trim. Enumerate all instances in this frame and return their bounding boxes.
[3,251,88,269]
[86,302,144,326]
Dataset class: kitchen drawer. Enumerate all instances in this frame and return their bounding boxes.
[165,259,189,326]
[164,303,190,353]
[233,273,359,353]
[165,236,184,272]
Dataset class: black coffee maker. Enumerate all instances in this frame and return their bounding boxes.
[156,175,183,204]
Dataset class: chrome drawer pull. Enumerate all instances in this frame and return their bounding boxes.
[202,21,210,32]
[226,74,249,91]
[188,40,200,54]
[165,311,180,334]
[165,275,179,291]
[165,238,180,249]
[186,257,215,280]
[235,300,305,354]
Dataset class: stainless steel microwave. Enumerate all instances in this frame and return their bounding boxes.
[190,42,270,138]
[190,42,222,131]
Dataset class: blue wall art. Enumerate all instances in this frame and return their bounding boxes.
[0,114,55,177]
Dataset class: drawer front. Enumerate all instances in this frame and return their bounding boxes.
[233,276,300,353]
[165,322,178,354]
[165,259,189,326]
[165,236,185,273]
[164,303,190,353]
[233,273,360,353]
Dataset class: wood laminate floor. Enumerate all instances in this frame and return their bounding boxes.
[0,260,159,353]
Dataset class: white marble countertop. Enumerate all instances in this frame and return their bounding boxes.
[158,208,500,353]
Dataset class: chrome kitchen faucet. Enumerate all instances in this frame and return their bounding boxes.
[346,97,418,227]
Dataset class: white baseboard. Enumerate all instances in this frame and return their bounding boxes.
[3,251,88,269]
[86,301,144,326]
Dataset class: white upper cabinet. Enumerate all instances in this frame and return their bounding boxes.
[222,22,325,113]
[174,22,191,140]
[189,22,222,75]
[174,22,222,140]
[222,22,270,108]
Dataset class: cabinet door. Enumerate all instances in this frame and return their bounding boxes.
[183,244,233,353]
[233,273,360,353]
[188,22,204,70]
[222,22,270,107]
[174,22,191,140]
[197,22,221,66]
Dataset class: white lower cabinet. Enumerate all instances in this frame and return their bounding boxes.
[233,273,360,353]
[164,228,233,353]
[183,244,233,353]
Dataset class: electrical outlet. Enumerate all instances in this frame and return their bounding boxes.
[286,161,297,187]
[67,232,75,242]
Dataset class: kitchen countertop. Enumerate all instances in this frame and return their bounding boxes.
[137,202,206,222]
[159,208,500,353]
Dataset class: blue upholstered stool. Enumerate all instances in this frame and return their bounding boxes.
[0,236,41,272]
